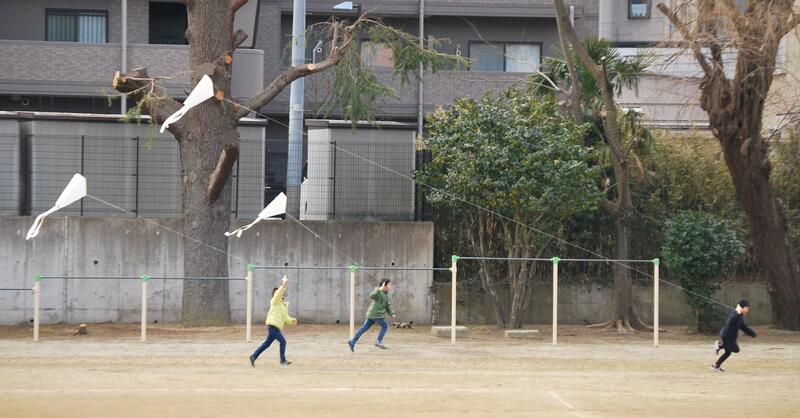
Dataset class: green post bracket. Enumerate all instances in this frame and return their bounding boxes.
[246,263,255,273]
[652,258,660,267]
[139,274,151,282]
[451,255,460,263]
[348,265,359,273]
[33,274,42,282]
[551,257,560,265]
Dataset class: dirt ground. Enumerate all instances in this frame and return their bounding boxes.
[1,323,799,417]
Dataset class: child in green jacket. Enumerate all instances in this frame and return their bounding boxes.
[348,279,396,351]
[250,275,297,367]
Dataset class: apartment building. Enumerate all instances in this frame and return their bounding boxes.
[0,0,599,220]
[600,0,797,131]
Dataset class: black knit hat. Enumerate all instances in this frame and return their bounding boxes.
[738,299,750,308]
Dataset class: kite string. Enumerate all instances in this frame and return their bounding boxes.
[225,98,737,310]
[85,194,282,279]
[283,212,361,266]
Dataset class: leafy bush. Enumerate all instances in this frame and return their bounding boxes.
[661,211,744,332]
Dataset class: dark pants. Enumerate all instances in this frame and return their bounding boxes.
[715,337,740,367]
[252,325,287,363]
[351,318,389,345]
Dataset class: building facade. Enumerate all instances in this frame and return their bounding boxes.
[2,1,794,219]
[0,0,598,220]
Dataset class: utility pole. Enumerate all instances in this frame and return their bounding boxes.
[286,0,306,216]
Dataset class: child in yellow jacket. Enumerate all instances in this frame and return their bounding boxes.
[250,275,297,367]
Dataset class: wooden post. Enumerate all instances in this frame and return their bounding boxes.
[140,275,150,342]
[348,265,358,340]
[33,274,41,342]
[653,259,660,347]
[552,257,560,346]
[451,255,459,345]
[246,264,254,343]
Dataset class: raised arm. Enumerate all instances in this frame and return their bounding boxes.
[271,276,289,305]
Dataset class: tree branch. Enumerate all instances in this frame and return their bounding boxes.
[601,197,619,217]
[554,0,624,164]
[232,29,248,49]
[656,2,714,77]
[235,18,362,119]
[718,0,746,35]
[554,1,582,123]
[111,67,184,136]
[698,0,724,70]
[230,0,249,13]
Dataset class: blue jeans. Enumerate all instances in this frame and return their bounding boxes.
[252,325,287,363]
[351,318,389,345]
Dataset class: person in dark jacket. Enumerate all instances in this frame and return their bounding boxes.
[348,279,396,351]
[711,299,756,372]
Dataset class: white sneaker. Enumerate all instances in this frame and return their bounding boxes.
[714,340,721,355]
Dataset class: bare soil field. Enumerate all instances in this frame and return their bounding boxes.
[1,323,798,417]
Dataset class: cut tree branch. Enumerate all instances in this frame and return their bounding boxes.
[207,145,239,203]
[232,29,248,49]
[230,0,249,13]
[111,67,183,136]
[234,18,362,119]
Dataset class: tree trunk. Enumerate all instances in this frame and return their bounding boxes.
[553,0,649,332]
[478,261,506,329]
[179,1,238,325]
[470,216,506,328]
[718,131,800,329]
[611,213,633,330]
[508,262,531,329]
[656,0,800,330]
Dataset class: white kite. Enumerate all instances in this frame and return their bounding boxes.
[159,74,215,133]
[225,193,287,238]
[26,173,87,240]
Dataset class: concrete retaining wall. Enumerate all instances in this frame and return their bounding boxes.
[433,281,772,326]
[0,217,434,325]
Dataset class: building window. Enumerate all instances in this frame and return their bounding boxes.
[360,42,394,68]
[149,2,188,45]
[469,42,541,73]
[46,9,107,43]
[628,0,651,19]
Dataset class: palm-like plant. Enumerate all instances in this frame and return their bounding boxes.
[530,28,655,331]
[532,37,654,191]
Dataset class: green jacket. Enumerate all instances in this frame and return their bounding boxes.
[366,288,394,319]
[266,286,297,331]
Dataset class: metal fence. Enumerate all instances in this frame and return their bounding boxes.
[1,134,421,221]
[301,139,416,221]
[1,133,267,218]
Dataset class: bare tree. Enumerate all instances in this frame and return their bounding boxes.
[657,1,800,329]
[112,1,445,324]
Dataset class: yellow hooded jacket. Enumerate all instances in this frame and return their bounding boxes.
[265,286,297,331]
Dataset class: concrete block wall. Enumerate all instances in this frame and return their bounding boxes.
[0,217,435,325]
[433,281,773,326]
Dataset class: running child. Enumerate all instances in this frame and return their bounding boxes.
[250,275,297,367]
[711,299,756,372]
[348,278,396,351]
